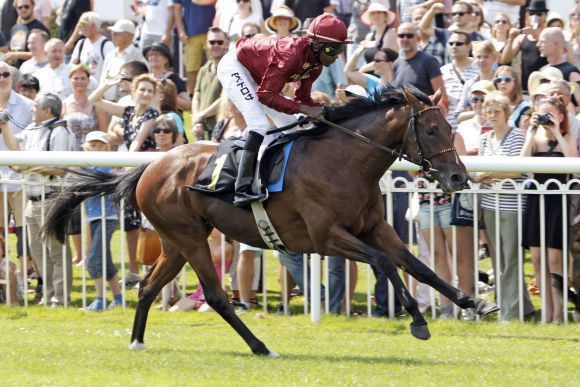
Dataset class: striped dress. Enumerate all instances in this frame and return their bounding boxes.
[478,127,526,212]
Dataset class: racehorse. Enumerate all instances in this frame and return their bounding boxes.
[43,85,498,357]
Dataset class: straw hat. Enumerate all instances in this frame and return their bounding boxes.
[360,2,396,26]
[265,6,301,34]
[528,66,575,95]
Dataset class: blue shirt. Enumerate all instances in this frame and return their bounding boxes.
[173,0,215,37]
[312,56,347,97]
[85,167,117,221]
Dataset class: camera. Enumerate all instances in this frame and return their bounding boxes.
[536,112,553,126]
[0,111,9,124]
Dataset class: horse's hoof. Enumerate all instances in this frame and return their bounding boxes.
[410,323,431,341]
[129,340,146,351]
[266,348,280,358]
[474,299,500,317]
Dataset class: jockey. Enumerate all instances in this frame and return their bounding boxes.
[217,13,352,207]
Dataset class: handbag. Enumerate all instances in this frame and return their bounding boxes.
[136,228,161,266]
[450,192,474,227]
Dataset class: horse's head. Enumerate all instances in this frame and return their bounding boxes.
[398,87,468,193]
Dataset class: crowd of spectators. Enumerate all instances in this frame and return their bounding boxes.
[0,0,579,323]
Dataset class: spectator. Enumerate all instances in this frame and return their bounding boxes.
[80,131,123,311]
[412,6,445,66]
[144,42,190,111]
[191,27,228,141]
[482,0,524,28]
[265,5,300,37]
[0,235,19,305]
[19,73,39,100]
[0,61,33,292]
[0,92,75,307]
[392,22,446,107]
[284,0,333,23]
[99,20,146,102]
[360,2,399,60]
[490,12,513,58]
[0,0,17,40]
[211,93,246,142]
[469,1,490,39]
[33,38,71,100]
[5,0,50,67]
[70,12,115,82]
[33,0,50,28]
[521,97,578,323]
[441,31,479,130]
[456,41,498,124]
[546,80,580,148]
[90,73,160,153]
[493,65,529,129]
[220,0,264,42]
[537,27,580,110]
[329,0,352,27]
[457,80,495,155]
[345,0,370,60]
[19,29,49,75]
[139,0,174,49]
[474,91,535,321]
[155,78,185,143]
[58,0,91,50]
[568,6,580,66]
[241,22,261,39]
[344,46,397,93]
[499,0,549,93]
[173,0,216,93]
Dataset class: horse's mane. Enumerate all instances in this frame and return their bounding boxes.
[324,83,433,124]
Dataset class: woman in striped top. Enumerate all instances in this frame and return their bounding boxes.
[473,92,535,321]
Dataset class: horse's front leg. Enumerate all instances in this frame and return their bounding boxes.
[371,221,499,317]
[325,226,430,340]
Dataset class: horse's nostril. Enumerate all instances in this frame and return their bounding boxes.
[450,174,464,184]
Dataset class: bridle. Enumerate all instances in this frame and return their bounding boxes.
[316,105,456,173]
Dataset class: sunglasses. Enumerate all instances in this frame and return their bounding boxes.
[243,33,256,38]
[0,71,11,78]
[321,44,345,56]
[451,12,466,17]
[17,4,31,10]
[397,33,415,39]
[493,76,515,83]
[472,11,481,16]
[153,128,174,134]
[236,0,250,2]
[494,19,508,24]
[470,96,485,103]
[571,13,580,18]
[527,11,545,16]
[374,58,391,63]
[448,41,466,47]
[208,40,225,45]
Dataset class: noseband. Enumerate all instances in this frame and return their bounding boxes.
[316,105,456,173]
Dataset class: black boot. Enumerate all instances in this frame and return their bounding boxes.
[234,131,266,207]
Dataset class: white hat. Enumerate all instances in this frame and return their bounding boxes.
[528,66,575,95]
[470,80,495,95]
[345,84,369,98]
[107,19,136,35]
[265,6,302,34]
[84,131,109,144]
[360,2,396,26]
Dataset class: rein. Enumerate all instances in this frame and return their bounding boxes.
[318,105,455,172]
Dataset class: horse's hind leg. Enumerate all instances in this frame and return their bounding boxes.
[130,240,186,350]
[180,241,277,357]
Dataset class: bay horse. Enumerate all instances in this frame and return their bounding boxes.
[43,85,498,357]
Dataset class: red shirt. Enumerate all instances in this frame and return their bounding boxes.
[236,35,322,115]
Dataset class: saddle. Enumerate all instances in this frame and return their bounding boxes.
[189,127,325,206]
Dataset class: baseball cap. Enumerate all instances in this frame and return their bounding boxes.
[108,19,136,35]
[84,131,109,144]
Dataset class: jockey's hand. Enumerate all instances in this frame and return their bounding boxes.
[299,105,325,121]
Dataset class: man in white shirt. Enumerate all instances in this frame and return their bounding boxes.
[33,38,71,100]
[19,29,49,75]
[99,19,146,101]
[139,0,175,50]
[70,12,114,81]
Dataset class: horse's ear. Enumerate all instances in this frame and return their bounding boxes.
[430,88,442,106]
[402,87,421,110]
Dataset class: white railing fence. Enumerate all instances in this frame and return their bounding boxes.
[0,151,578,325]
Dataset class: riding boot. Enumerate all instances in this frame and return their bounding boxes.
[234,131,266,207]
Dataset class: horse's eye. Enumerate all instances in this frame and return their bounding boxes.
[426,127,436,136]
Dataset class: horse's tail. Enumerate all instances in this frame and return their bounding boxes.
[42,164,149,243]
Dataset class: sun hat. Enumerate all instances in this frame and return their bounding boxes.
[143,43,173,68]
[528,66,575,95]
[470,80,495,95]
[84,131,108,144]
[360,2,396,26]
[265,6,302,34]
[107,19,136,35]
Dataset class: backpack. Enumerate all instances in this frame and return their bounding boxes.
[74,37,111,62]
